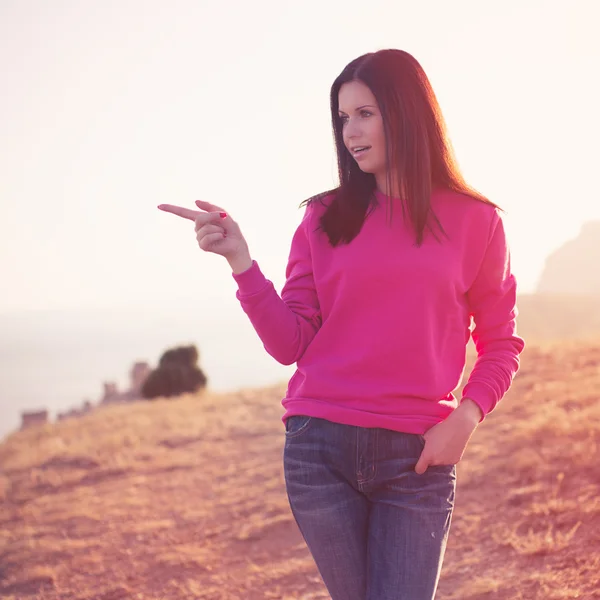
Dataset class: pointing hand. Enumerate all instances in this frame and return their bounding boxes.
[157,200,249,261]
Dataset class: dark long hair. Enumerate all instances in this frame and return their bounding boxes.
[300,49,497,246]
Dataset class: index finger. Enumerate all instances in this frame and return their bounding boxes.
[157,204,202,222]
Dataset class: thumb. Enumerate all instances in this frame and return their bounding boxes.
[415,454,429,475]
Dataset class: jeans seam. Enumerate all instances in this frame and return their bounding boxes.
[357,428,378,489]
[355,425,360,488]
[285,416,313,439]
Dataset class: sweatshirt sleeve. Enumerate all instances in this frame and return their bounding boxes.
[462,209,525,420]
[231,203,322,366]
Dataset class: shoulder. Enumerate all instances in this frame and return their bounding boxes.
[298,188,337,225]
[433,187,502,234]
[301,188,337,211]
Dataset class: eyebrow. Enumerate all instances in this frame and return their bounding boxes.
[338,104,376,114]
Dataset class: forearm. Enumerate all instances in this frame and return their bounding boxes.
[462,336,523,419]
[456,397,484,425]
[231,257,321,366]
[465,211,525,420]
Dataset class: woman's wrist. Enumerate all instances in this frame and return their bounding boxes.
[455,398,483,426]
[228,253,253,274]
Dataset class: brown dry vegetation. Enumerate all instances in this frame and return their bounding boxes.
[1,340,599,599]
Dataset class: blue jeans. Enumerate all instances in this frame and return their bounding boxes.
[283,416,456,600]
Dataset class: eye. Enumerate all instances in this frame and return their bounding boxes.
[339,115,349,124]
[361,110,373,118]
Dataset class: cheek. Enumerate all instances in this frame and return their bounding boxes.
[359,119,384,157]
[367,124,387,171]
[371,120,386,147]
[365,121,385,158]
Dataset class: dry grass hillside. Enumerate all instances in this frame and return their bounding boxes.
[1,339,599,600]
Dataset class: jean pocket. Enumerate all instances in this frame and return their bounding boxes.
[285,415,313,438]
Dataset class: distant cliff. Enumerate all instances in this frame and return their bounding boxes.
[537,221,600,294]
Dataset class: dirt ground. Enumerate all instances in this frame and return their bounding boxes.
[1,341,599,599]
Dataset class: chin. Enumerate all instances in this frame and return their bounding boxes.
[357,163,375,173]
[355,158,384,175]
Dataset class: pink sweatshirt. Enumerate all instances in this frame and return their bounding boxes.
[232,188,525,434]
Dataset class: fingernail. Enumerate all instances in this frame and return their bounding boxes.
[219,212,227,219]
[157,205,164,209]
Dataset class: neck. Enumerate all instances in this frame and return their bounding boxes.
[375,171,401,199]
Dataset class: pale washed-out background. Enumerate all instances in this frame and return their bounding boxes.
[1,0,598,439]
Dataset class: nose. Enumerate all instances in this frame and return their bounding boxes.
[343,116,362,141]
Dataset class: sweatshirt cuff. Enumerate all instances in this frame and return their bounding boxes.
[231,260,269,296]
[461,381,497,421]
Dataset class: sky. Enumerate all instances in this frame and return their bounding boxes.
[1,0,599,317]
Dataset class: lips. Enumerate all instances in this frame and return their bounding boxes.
[350,145,371,155]
[350,145,371,160]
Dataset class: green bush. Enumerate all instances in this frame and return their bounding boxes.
[141,344,208,400]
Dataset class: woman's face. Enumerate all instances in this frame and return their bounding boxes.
[338,80,387,181]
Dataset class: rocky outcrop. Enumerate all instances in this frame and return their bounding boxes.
[55,361,152,424]
[99,361,152,405]
[20,349,203,431]
[56,400,94,421]
[537,221,600,294]
[20,410,49,429]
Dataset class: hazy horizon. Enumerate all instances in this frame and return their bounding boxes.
[0,307,297,440]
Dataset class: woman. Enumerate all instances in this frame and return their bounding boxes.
[158,49,525,600]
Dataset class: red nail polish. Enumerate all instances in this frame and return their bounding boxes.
[219,212,227,219]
